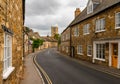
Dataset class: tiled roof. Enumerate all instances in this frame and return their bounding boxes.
[70,0,120,26]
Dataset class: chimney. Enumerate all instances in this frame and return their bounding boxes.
[75,8,81,18]
[100,0,102,3]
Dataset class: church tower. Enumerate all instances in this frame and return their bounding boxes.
[51,25,58,37]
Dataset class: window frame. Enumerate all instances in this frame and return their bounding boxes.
[83,24,90,35]
[66,47,69,53]
[3,33,15,80]
[95,43,105,61]
[87,45,92,56]
[95,18,105,33]
[87,5,93,14]
[115,12,120,29]
[74,27,79,36]
[77,45,83,55]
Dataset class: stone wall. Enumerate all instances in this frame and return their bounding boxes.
[0,0,24,83]
[60,28,70,56]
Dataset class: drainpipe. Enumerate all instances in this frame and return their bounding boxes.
[70,27,72,57]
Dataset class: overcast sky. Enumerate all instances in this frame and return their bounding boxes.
[25,0,88,36]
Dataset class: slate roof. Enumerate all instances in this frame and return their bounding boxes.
[69,0,120,27]
[40,36,57,42]
[34,32,40,39]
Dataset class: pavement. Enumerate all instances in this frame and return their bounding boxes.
[57,51,120,78]
[35,48,120,84]
[20,52,44,84]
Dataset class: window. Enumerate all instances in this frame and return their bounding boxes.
[77,45,83,55]
[83,24,90,35]
[62,46,65,51]
[62,35,65,41]
[115,12,120,28]
[3,33,14,79]
[66,47,69,53]
[87,45,92,56]
[96,44,105,60]
[74,27,79,36]
[66,34,70,40]
[87,5,93,14]
[96,18,105,32]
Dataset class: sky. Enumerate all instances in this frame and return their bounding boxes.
[25,0,88,36]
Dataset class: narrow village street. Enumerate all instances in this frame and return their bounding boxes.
[35,48,120,84]
[1,0,120,84]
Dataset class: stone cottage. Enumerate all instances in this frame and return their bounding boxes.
[61,0,120,69]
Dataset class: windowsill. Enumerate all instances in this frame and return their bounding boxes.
[83,33,89,35]
[77,53,83,55]
[115,27,120,29]
[95,30,105,33]
[87,55,92,57]
[74,35,79,37]
[3,67,15,80]
[95,58,105,61]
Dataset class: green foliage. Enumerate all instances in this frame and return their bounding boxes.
[54,34,61,46]
[25,27,30,33]
[32,39,44,52]
[54,34,60,40]
[30,37,34,40]
[58,36,61,46]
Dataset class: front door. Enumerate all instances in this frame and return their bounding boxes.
[71,46,75,58]
[111,43,118,68]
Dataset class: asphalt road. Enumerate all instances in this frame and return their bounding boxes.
[35,48,120,84]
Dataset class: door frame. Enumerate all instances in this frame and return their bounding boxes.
[109,41,120,69]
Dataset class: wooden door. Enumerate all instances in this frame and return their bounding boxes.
[112,43,118,68]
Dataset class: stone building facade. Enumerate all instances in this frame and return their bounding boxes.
[61,0,120,69]
[23,27,29,56]
[0,0,25,83]
[60,27,70,56]
[40,36,58,50]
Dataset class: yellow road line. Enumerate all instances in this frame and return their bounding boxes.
[34,55,53,84]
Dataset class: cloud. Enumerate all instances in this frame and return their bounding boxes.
[25,0,88,36]
[26,0,61,16]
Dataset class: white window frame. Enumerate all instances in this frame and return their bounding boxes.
[95,18,105,32]
[74,27,79,36]
[62,46,65,51]
[3,33,15,79]
[87,0,93,14]
[83,24,90,35]
[115,12,120,29]
[77,45,83,55]
[95,43,105,61]
[87,45,92,56]
[87,5,93,14]
[66,47,69,53]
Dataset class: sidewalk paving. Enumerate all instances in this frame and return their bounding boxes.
[20,52,44,84]
[76,59,120,78]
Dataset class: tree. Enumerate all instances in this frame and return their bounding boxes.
[32,39,44,52]
[54,34,61,46]
[25,27,30,33]
[54,34,60,40]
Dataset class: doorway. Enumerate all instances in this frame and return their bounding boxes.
[111,43,118,68]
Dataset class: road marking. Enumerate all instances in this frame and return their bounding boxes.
[33,55,53,84]
[32,56,45,84]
